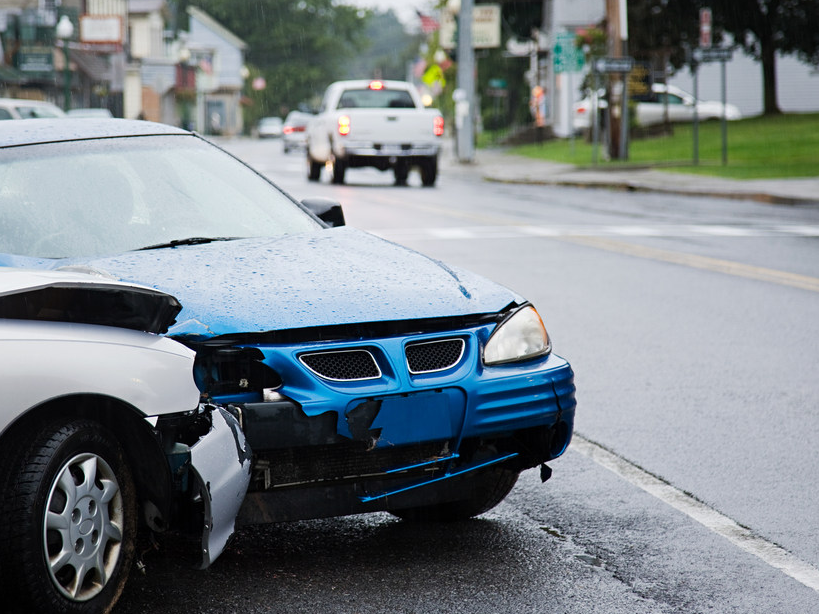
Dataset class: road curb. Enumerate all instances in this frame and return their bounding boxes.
[481,174,819,206]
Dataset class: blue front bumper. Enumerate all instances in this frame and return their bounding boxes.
[223,320,575,463]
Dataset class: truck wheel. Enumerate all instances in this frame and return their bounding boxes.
[390,468,518,522]
[420,157,438,187]
[307,157,322,182]
[0,419,137,614]
[393,162,409,186]
[331,159,346,185]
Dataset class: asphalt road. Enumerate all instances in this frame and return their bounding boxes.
[116,137,819,613]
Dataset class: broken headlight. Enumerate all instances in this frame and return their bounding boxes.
[483,305,551,366]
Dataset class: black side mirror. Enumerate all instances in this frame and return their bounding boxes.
[301,197,346,227]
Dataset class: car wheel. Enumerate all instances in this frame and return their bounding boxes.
[331,159,346,185]
[0,419,137,614]
[390,468,518,522]
[307,157,322,182]
[419,157,438,187]
[393,162,409,186]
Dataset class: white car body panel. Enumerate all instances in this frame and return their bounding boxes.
[0,319,199,433]
[0,268,251,573]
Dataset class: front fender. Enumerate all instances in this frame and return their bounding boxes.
[189,406,252,568]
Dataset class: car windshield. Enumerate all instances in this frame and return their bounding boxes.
[0,134,321,259]
[14,103,65,118]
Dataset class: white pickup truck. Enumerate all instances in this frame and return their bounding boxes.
[306,79,444,186]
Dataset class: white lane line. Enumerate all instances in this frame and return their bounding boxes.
[428,228,477,239]
[695,225,764,236]
[370,225,819,240]
[571,435,819,592]
[604,225,667,236]
[772,225,819,236]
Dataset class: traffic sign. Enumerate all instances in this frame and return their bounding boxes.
[699,8,712,49]
[594,56,634,73]
[553,32,584,73]
[696,47,733,62]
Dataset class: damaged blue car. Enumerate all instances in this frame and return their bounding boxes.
[0,119,576,613]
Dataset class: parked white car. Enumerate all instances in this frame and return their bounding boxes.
[0,97,66,120]
[574,83,742,131]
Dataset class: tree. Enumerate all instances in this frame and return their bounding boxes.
[627,0,699,71]
[344,10,422,81]
[173,0,372,125]
[703,0,819,115]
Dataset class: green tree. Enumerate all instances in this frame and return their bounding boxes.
[175,0,372,126]
[345,10,422,80]
[627,0,699,71]
[704,0,819,114]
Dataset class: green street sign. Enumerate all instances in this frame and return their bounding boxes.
[553,33,584,74]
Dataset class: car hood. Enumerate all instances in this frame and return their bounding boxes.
[44,227,520,339]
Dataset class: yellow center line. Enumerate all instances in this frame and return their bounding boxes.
[561,236,819,293]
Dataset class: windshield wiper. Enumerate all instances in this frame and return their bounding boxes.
[137,237,240,251]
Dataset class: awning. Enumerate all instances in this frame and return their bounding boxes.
[70,50,111,82]
[0,65,28,85]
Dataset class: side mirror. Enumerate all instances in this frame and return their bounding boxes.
[301,197,346,227]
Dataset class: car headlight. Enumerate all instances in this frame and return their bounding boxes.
[483,305,551,366]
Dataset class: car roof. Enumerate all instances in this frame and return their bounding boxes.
[0,97,61,106]
[329,79,414,91]
[0,118,189,149]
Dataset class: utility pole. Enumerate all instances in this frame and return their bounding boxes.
[606,0,629,160]
[455,0,475,163]
[542,0,553,127]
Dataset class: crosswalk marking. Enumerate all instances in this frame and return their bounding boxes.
[371,224,819,241]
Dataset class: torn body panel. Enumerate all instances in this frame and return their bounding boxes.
[188,406,252,569]
[0,267,181,333]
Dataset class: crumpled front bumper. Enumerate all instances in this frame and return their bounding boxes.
[187,406,252,568]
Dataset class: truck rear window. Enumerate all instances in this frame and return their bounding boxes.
[337,89,415,109]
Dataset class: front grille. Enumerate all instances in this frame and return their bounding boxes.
[299,349,381,381]
[406,338,465,374]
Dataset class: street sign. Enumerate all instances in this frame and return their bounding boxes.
[553,32,584,74]
[440,4,501,49]
[699,8,712,49]
[594,56,634,73]
[697,47,733,62]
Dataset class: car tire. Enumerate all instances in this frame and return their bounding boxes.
[0,419,137,614]
[393,162,409,186]
[390,467,518,522]
[307,157,322,182]
[419,157,438,187]
[331,159,346,185]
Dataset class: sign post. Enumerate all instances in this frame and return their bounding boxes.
[693,46,733,165]
[593,56,634,162]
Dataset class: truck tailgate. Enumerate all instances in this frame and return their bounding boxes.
[341,109,437,144]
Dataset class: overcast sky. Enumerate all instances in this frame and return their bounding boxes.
[343,0,437,30]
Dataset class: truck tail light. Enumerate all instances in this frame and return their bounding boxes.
[433,116,444,137]
[338,115,351,136]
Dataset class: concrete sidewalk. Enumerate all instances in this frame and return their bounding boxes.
[445,147,819,206]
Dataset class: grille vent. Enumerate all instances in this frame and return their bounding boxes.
[406,338,465,374]
[299,349,381,381]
